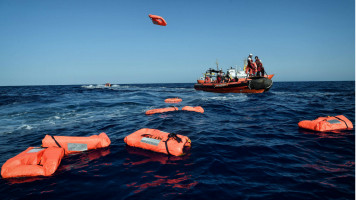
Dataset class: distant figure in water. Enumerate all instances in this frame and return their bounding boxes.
[255,56,265,77]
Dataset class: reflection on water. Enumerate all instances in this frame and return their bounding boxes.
[298,129,352,139]
[124,146,197,193]
[59,148,111,172]
[123,146,190,165]
[5,176,44,185]
[127,171,198,194]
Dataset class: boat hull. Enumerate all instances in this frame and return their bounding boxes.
[194,76,273,93]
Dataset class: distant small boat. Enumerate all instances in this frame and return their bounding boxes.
[105,83,111,87]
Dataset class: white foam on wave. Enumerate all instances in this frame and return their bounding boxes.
[82,84,117,89]
[18,124,33,130]
[202,95,248,102]
[272,91,336,98]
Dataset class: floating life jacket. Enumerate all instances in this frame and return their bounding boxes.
[42,133,111,155]
[124,128,191,156]
[298,115,353,132]
[145,107,178,115]
[164,98,182,103]
[1,147,64,178]
[182,106,204,113]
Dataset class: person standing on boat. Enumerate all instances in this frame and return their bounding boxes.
[217,69,223,83]
[247,54,256,76]
[255,56,265,77]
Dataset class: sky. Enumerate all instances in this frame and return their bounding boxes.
[0,0,355,86]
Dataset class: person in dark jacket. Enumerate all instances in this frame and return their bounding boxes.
[255,56,265,77]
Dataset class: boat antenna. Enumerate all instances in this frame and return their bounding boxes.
[216,59,219,71]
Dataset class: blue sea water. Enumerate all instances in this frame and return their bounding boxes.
[0,81,354,200]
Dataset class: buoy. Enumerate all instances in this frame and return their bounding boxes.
[182,106,204,113]
[124,128,191,156]
[1,147,64,178]
[42,133,111,155]
[145,107,178,115]
[164,98,182,103]
[298,115,353,132]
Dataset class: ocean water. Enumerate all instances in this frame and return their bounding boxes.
[0,81,354,200]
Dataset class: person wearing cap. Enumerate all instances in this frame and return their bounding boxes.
[255,56,265,77]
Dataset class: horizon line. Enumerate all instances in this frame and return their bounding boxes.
[0,80,355,87]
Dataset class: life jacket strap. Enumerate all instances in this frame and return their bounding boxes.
[164,133,182,156]
[334,116,349,129]
[51,135,62,148]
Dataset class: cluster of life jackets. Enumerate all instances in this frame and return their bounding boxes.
[146,106,204,115]
[126,98,201,156]
[2,96,353,179]
[146,98,204,115]
[1,133,111,178]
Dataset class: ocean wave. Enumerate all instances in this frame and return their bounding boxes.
[0,82,354,199]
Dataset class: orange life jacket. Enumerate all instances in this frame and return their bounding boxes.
[148,14,167,26]
[124,128,191,156]
[182,106,204,113]
[298,115,353,132]
[145,107,179,115]
[164,98,182,103]
[42,133,111,155]
[1,147,64,178]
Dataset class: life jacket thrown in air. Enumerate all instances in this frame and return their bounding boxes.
[164,98,182,103]
[148,14,167,26]
[42,133,111,155]
[124,128,191,156]
[182,106,204,113]
[298,115,353,132]
[1,147,64,178]
[145,107,178,115]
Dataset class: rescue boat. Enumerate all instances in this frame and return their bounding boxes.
[194,67,274,93]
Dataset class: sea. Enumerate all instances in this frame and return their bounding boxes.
[0,81,354,200]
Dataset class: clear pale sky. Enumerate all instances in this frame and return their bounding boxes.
[0,0,355,86]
